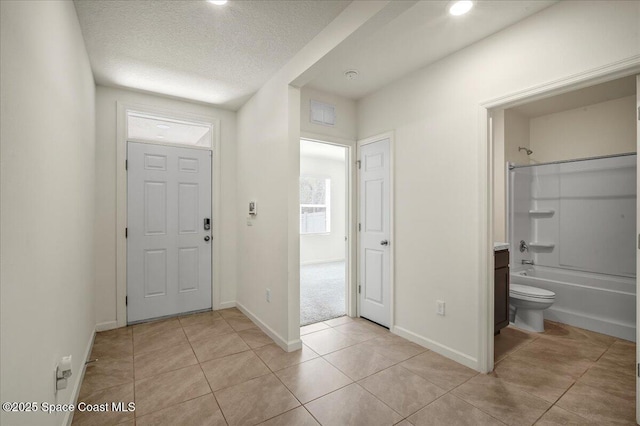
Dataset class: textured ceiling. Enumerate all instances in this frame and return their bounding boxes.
[305,0,557,100]
[74,0,351,109]
[511,75,637,118]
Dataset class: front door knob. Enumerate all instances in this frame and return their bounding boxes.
[204,235,211,242]
[380,240,389,246]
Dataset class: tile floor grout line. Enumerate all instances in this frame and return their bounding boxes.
[195,310,237,426]
[445,374,517,425]
[301,404,323,426]
[298,380,355,406]
[268,369,307,414]
[355,375,425,420]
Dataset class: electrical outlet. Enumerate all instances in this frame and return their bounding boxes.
[436,300,445,316]
[266,289,271,303]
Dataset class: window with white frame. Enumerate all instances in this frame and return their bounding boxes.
[300,176,331,234]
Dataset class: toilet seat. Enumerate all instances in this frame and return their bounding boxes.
[510,284,555,300]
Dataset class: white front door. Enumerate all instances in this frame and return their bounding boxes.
[359,138,391,327]
[127,142,212,323]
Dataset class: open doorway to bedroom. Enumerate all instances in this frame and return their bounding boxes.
[300,139,348,326]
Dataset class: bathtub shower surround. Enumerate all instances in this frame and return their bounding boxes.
[508,154,637,341]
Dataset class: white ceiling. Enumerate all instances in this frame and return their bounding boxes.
[510,75,637,118]
[305,0,557,100]
[301,140,346,162]
[74,0,351,110]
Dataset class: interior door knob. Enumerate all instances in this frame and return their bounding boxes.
[380,240,389,246]
[204,235,211,242]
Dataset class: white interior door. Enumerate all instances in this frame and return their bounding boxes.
[359,138,391,327]
[127,142,212,323]
[636,74,639,425]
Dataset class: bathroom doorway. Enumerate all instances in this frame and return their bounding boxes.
[487,74,638,387]
[300,139,350,326]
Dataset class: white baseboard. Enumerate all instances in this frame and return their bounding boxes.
[95,321,118,332]
[392,325,479,371]
[235,302,302,352]
[300,258,346,266]
[65,328,96,426]
[217,301,237,310]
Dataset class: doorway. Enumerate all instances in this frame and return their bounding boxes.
[358,136,393,328]
[119,107,218,325]
[483,72,638,422]
[127,142,213,323]
[300,140,348,326]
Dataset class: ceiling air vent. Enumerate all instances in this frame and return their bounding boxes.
[310,100,336,127]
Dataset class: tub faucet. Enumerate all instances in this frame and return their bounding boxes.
[519,240,529,253]
[521,259,534,265]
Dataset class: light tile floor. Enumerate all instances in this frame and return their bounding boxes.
[73,309,636,426]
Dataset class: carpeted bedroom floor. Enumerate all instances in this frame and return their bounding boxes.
[300,261,346,326]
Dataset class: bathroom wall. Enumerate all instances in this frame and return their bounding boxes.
[493,110,507,242]
[494,109,531,242]
[504,109,532,165]
[529,95,636,163]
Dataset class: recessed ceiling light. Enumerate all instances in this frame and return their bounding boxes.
[344,70,359,80]
[156,124,170,129]
[208,0,227,5]
[157,135,165,139]
[449,0,473,16]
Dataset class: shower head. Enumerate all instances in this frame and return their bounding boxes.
[519,146,533,155]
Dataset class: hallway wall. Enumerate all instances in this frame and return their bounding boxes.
[0,2,96,425]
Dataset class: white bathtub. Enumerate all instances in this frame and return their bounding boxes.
[510,266,636,341]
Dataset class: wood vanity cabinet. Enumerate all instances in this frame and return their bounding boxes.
[494,249,510,334]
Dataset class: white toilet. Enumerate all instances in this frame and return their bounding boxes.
[509,284,555,332]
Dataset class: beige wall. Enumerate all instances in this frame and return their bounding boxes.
[493,108,532,241]
[504,109,532,165]
[357,0,640,368]
[492,110,506,242]
[529,95,636,163]
[0,2,96,424]
[94,86,238,329]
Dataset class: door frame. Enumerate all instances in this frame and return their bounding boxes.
[356,131,395,329]
[478,57,640,375]
[115,101,221,327]
[300,132,356,317]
